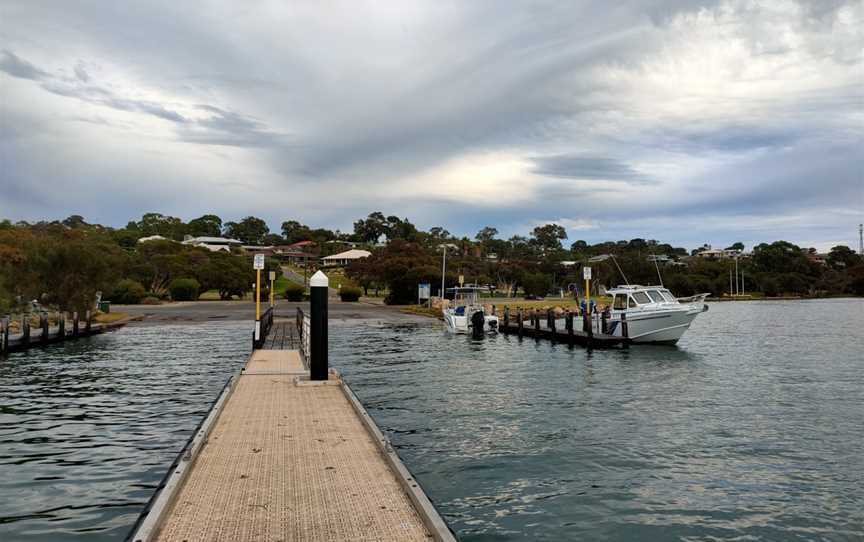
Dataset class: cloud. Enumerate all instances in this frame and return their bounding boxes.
[531,154,655,184]
[0,50,48,80]
[0,0,861,251]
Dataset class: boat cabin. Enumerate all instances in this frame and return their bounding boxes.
[609,285,678,311]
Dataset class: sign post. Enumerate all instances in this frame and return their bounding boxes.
[269,270,276,307]
[583,266,592,310]
[418,282,431,306]
[253,254,265,341]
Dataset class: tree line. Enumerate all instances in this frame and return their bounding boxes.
[1,212,862,312]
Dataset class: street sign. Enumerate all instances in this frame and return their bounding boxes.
[583,266,592,280]
[253,254,265,270]
[458,275,464,286]
[269,271,276,281]
[418,283,431,300]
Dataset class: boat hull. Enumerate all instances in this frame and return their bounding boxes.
[443,312,498,334]
[610,307,702,344]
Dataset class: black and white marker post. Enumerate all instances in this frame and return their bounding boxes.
[309,270,329,381]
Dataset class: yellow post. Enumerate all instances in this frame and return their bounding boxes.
[269,272,275,307]
[255,269,261,321]
[585,277,590,312]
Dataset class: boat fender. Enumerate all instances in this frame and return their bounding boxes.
[702,304,709,312]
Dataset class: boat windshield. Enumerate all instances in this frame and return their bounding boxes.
[632,291,651,304]
[646,290,665,303]
[659,289,677,302]
[613,294,627,310]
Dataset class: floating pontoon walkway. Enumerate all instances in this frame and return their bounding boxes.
[129,339,453,541]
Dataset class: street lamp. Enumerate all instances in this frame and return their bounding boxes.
[437,243,458,303]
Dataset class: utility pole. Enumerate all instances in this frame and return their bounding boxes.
[859,223,863,256]
[734,257,739,296]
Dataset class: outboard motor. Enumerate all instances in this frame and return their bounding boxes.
[471,310,485,339]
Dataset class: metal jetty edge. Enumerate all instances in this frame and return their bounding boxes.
[127,322,455,542]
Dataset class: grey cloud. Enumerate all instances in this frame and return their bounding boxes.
[531,154,655,183]
[1,0,861,251]
[73,61,89,82]
[0,50,49,80]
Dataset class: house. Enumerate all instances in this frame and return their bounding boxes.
[695,247,742,260]
[137,235,169,243]
[321,249,372,267]
[182,236,243,252]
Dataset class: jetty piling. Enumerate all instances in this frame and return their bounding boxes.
[498,304,627,349]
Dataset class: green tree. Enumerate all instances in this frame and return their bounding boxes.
[281,220,312,244]
[224,216,269,245]
[62,215,87,229]
[187,214,223,237]
[353,212,388,243]
[826,245,861,270]
[531,224,567,254]
[475,226,499,245]
[136,212,187,240]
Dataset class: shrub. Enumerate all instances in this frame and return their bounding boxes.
[169,278,200,301]
[339,286,362,302]
[141,296,161,305]
[284,282,304,301]
[521,272,550,299]
[111,279,147,304]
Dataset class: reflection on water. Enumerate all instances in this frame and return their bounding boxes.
[332,299,864,541]
[1,300,862,541]
[0,323,249,541]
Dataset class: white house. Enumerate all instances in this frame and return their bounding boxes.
[137,235,168,243]
[321,249,371,267]
[182,236,243,252]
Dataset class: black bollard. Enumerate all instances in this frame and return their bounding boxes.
[41,314,49,342]
[58,313,65,338]
[310,271,329,381]
[517,309,523,337]
[503,306,509,328]
[601,311,608,335]
[549,310,556,335]
[534,310,540,334]
[621,312,629,347]
[22,316,30,346]
[85,310,91,334]
[73,312,79,337]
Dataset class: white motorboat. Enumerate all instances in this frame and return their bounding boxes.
[443,286,499,334]
[603,285,708,344]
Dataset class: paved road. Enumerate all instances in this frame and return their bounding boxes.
[114,300,430,325]
[281,267,339,296]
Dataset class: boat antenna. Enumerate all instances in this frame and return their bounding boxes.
[651,253,664,287]
[610,254,630,286]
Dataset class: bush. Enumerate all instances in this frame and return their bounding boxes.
[169,278,200,301]
[284,282,304,301]
[522,272,550,298]
[339,286,362,302]
[111,279,147,304]
[141,296,161,305]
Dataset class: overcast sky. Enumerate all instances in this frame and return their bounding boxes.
[1,0,861,250]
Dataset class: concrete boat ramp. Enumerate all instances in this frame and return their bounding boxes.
[128,321,453,541]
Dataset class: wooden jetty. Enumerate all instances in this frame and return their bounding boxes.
[0,311,133,356]
[497,306,628,348]
[128,272,455,542]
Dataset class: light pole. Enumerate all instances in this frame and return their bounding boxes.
[438,243,457,303]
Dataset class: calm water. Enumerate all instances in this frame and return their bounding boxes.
[1,299,863,541]
[0,323,249,541]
